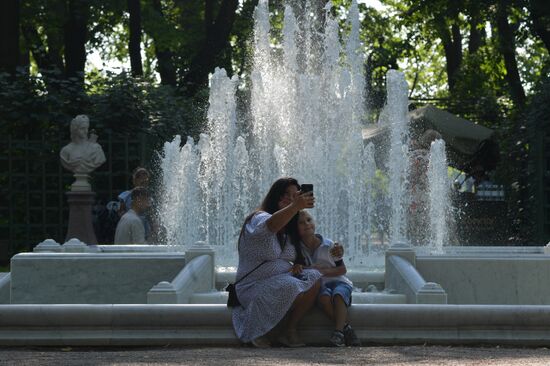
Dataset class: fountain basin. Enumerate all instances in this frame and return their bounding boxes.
[9,252,186,304]
[385,245,550,305]
[416,252,550,304]
[3,244,550,345]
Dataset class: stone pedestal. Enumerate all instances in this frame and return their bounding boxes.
[386,241,416,266]
[186,241,216,291]
[71,173,92,192]
[416,282,447,304]
[65,191,97,244]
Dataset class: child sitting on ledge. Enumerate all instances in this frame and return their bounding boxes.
[288,210,361,347]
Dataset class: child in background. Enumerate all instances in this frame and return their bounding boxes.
[288,210,361,347]
[118,167,152,241]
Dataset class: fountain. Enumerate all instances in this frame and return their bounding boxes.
[385,70,411,245]
[159,0,378,267]
[427,139,452,251]
[2,0,550,347]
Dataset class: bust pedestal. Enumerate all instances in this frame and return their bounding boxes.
[65,191,98,244]
[71,173,92,191]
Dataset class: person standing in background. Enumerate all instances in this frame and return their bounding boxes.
[118,167,153,241]
[115,187,150,244]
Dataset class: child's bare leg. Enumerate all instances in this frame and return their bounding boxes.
[333,294,347,331]
[319,295,334,319]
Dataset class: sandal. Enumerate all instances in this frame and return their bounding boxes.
[278,330,306,348]
[251,336,271,348]
[329,330,345,347]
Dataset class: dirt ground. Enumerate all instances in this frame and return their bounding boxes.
[1,345,550,366]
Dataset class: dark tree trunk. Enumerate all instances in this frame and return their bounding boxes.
[468,15,485,54]
[23,24,71,93]
[128,0,143,77]
[205,0,215,32]
[19,34,30,76]
[437,22,463,93]
[495,1,526,108]
[0,0,20,76]
[529,0,550,53]
[156,49,177,86]
[450,22,463,72]
[151,0,177,86]
[22,26,48,70]
[64,0,89,81]
[434,3,463,94]
[182,0,239,95]
[44,0,66,74]
[21,0,65,79]
[22,25,65,92]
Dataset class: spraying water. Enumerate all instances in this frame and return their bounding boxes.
[158,0,378,266]
[427,139,452,252]
[157,0,452,267]
[385,70,411,244]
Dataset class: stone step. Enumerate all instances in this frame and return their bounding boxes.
[215,270,386,291]
[2,304,550,346]
[189,291,407,305]
[190,291,229,304]
[352,292,407,304]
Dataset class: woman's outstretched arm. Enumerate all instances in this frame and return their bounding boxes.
[266,192,314,233]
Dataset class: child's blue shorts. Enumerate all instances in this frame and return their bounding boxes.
[319,281,353,307]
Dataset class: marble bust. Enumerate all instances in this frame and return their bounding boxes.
[60,115,106,191]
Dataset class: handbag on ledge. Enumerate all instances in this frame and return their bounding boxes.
[226,260,268,307]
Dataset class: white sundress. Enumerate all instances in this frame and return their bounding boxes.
[232,211,322,342]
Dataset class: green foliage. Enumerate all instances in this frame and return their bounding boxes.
[359,4,415,110]
[0,70,206,143]
[0,71,87,139]
[230,0,257,77]
[3,0,550,247]
[451,46,507,125]
[526,74,550,132]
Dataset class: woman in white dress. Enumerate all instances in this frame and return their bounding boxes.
[232,177,322,347]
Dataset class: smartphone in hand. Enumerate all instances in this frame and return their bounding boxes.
[301,184,313,193]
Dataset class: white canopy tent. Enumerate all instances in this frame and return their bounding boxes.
[363,104,499,173]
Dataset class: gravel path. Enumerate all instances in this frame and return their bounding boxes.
[1,345,550,366]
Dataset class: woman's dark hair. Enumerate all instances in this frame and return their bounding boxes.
[287,211,307,265]
[259,177,300,215]
[238,177,300,247]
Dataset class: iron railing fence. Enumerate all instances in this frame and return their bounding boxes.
[0,133,152,263]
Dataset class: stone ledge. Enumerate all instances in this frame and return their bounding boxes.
[352,292,407,304]
[214,270,386,290]
[2,304,550,346]
[188,291,408,305]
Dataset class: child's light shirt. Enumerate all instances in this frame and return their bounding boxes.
[300,234,353,287]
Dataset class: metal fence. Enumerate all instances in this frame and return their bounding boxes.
[0,133,152,264]
[532,128,550,244]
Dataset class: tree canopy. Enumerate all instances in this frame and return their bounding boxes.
[1,0,549,242]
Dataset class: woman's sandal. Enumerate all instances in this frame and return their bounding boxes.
[278,330,306,348]
[251,336,271,348]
